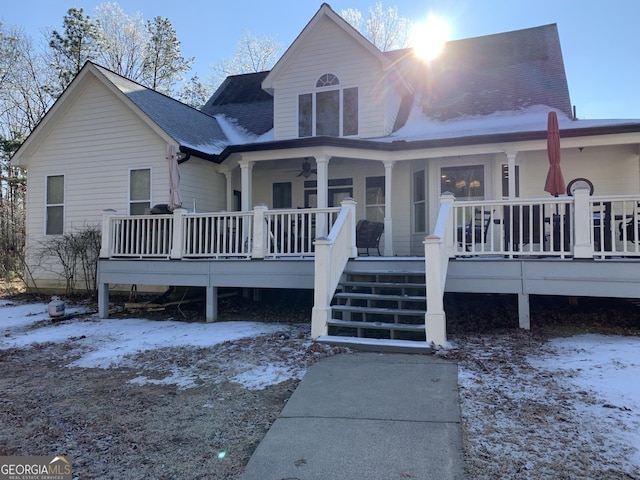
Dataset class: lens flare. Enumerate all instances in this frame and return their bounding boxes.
[411,14,451,61]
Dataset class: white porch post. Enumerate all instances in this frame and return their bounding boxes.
[311,236,331,338]
[170,207,187,259]
[239,160,253,212]
[315,155,330,236]
[573,186,593,258]
[252,203,267,259]
[99,209,116,258]
[223,168,233,211]
[424,234,447,346]
[383,160,395,256]
[505,151,518,198]
[341,197,358,258]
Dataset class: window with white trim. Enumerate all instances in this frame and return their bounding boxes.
[413,170,425,233]
[440,165,485,201]
[129,168,151,215]
[365,176,385,222]
[298,74,358,137]
[46,175,64,235]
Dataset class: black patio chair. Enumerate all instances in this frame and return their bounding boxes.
[457,209,492,251]
[503,204,546,251]
[619,209,640,243]
[356,219,384,255]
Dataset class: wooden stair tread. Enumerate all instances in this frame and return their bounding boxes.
[327,318,425,332]
[332,305,425,316]
[333,292,426,302]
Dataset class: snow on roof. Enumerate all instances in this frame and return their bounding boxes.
[387,103,640,143]
[214,114,260,145]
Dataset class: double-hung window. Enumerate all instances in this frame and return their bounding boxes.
[299,74,358,137]
[46,175,64,235]
[130,168,151,215]
[366,176,385,223]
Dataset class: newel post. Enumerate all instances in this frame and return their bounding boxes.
[572,186,592,258]
[170,208,187,259]
[99,209,116,259]
[340,197,358,257]
[424,234,447,346]
[252,203,267,259]
[311,236,331,338]
[440,192,456,257]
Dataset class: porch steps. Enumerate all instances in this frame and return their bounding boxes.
[327,268,428,351]
[316,335,431,354]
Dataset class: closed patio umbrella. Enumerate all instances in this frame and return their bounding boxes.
[167,144,182,211]
[544,111,566,196]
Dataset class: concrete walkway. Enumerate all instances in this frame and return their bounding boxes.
[241,351,464,480]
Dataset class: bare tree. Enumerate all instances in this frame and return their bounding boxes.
[341,2,414,51]
[210,30,284,90]
[0,25,51,281]
[93,2,148,81]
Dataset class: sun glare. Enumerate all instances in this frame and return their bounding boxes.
[411,14,451,62]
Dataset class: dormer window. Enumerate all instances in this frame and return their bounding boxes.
[299,74,358,137]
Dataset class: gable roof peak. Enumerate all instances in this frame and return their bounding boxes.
[262,2,392,92]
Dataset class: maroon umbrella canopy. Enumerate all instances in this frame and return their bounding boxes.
[544,111,566,196]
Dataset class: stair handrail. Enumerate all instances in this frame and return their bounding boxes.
[311,197,357,338]
[423,192,455,346]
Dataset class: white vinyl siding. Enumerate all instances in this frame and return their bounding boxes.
[22,77,225,286]
[271,16,393,140]
[179,159,226,212]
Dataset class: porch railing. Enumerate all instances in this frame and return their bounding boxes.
[99,204,342,260]
[105,213,174,258]
[311,198,357,338]
[264,207,341,257]
[182,212,253,258]
[447,188,640,259]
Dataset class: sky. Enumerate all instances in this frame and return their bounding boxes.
[2,0,640,120]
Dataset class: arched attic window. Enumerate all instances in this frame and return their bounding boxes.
[299,73,358,137]
[316,73,339,87]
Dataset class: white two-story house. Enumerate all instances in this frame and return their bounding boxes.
[12,4,640,348]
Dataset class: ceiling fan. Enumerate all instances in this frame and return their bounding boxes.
[296,159,317,178]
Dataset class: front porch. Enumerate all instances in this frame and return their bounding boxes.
[97,190,640,347]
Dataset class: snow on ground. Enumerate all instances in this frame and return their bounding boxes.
[2,299,640,475]
[532,335,640,468]
[453,333,640,477]
[0,300,306,389]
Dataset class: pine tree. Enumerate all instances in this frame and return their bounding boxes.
[47,7,101,97]
[142,16,192,95]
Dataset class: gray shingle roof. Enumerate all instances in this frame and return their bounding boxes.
[414,24,572,121]
[94,64,229,153]
[201,24,572,139]
[200,71,273,136]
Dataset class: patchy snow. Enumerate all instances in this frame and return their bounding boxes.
[530,334,640,468]
[2,300,639,475]
[0,302,283,374]
[452,332,640,477]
